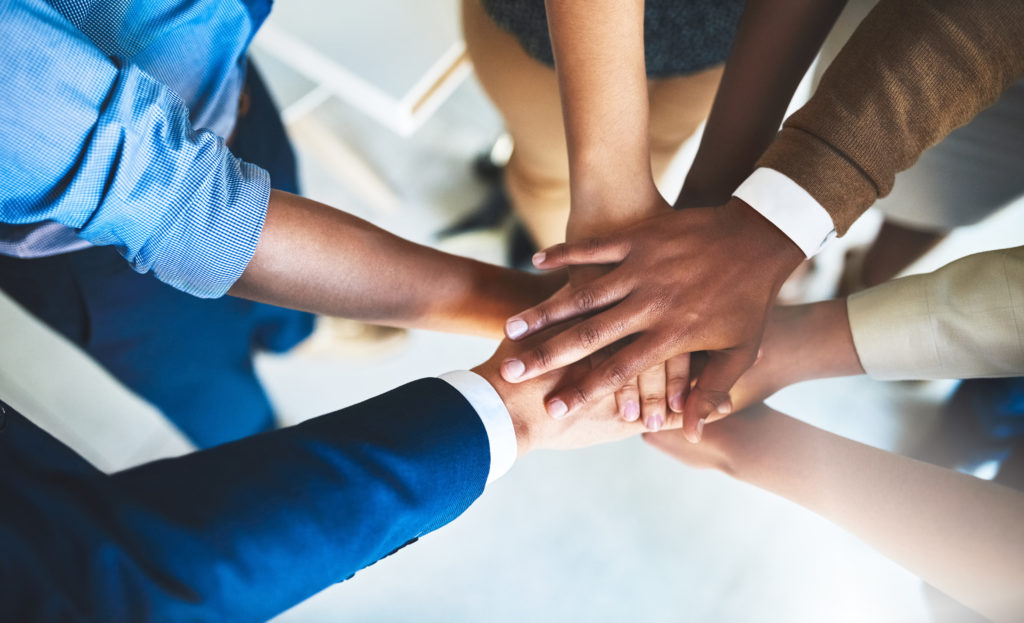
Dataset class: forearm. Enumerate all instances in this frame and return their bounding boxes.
[757,0,1024,234]
[678,0,846,208]
[230,190,551,338]
[723,409,1024,622]
[544,0,659,233]
[766,300,863,381]
[727,299,863,412]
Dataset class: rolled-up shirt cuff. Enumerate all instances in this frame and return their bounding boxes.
[438,370,517,486]
[733,167,837,258]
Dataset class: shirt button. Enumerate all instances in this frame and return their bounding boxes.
[0,405,7,432]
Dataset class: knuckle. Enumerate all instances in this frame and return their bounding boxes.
[605,364,631,388]
[569,385,590,406]
[532,344,553,369]
[576,323,601,349]
[533,305,550,328]
[607,316,629,338]
[584,237,604,257]
[572,287,598,311]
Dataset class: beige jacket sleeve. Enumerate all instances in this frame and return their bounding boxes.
[757,0,1024,235]
[847,247,1024,380]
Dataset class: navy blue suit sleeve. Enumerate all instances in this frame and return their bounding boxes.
[0,378,490,622]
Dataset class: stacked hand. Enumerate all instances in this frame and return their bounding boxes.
[499,198,805,443]
[474,328,684,454]
[555,197,687,433]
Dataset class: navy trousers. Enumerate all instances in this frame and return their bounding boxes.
[0,64,314,448]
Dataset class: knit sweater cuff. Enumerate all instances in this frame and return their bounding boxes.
[756,127,878,236]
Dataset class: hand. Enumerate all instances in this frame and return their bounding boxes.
[473,332,683,455]
[565,198,682,432]
[499,197,804,442]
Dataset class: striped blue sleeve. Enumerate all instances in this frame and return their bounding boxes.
[0,0,269,298]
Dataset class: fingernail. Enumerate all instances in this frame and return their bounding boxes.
[697,417,706,440]
[547,399,568,419]
[716,402,732,416]
[647,415,664,432]
[623,400,639,421]
[532,251,546,265]
[669,392,683,412]
[501,358,526,380]
[506,318,528,339]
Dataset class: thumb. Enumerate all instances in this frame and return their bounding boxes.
[682,347,757,443]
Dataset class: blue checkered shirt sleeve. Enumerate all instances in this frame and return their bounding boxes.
[0,0,270,298]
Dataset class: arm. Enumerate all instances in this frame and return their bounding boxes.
[646,407,1024,622]
[544,0,664,238]
[229,190,559,338]
[678,0,847,209]
[0,0,553,339]
[1,334,673,621]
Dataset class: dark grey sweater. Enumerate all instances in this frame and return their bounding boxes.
[482,0,745,78]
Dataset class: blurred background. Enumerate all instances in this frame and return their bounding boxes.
[2,1,1022,621]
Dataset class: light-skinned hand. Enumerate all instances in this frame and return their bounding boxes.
[474,330,683,455]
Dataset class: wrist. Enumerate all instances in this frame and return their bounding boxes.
[566,174,664,239]
[719,197,805,291]
[470,363,533,457]
[755,300,864,400]
[787,299,865,380]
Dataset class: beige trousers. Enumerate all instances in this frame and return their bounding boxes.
[462,0,724,248]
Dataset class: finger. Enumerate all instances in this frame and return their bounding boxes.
[615,380,640,422]
[532,236,631,270]
[682,347,758,443]
[665,353,691,414]
[501,305,643,384]
[504,277,632,340]
[544,334,671,419]
[638,364,666,432]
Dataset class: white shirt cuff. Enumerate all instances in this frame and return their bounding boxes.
[733,167,837,258]
[438,370,517,486]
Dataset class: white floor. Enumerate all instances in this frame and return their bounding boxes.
[2,5,1023,622]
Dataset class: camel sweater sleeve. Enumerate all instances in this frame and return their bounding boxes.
[756,0,1024,235]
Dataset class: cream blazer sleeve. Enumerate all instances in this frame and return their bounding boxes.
[847,246,1024,380]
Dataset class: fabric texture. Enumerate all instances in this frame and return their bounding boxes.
[757,0,1024,236]
[0,0,272,298]
[0,58,314,447]
[440,370,517,484]
[0,378,491,621]
[481,0,744,78]
[847,246,1024,380]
